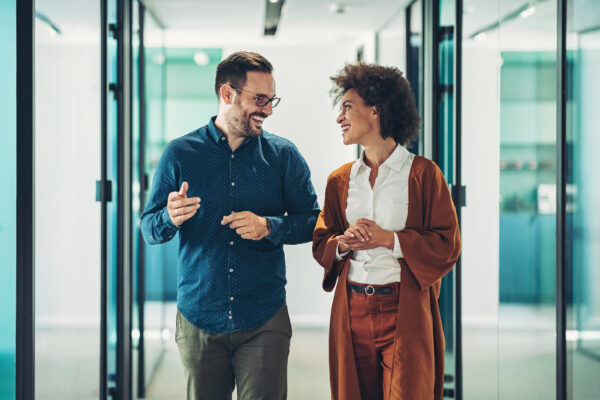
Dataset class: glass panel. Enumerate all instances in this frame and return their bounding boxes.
[132,1,141,396]
[107,0,119,392]
[437,0,456,394]
[461,1,501,398]
[0,1,16,398]
[566,1,600,398]
[142,10,168,389]
[497,0,557,398]
[407,0,424,156]
[34,0,101,398]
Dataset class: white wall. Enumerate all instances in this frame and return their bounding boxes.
[35,41,101,328]
[461,42,501,399]
[222,45,357,325]
[461,43,501,326]
[378,9,407,72]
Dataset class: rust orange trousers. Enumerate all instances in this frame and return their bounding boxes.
[348,281,400,400]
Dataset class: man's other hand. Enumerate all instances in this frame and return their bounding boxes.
[221,211,270,240]
[167,182,201,227]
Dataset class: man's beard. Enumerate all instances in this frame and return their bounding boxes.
[227,102,266,138]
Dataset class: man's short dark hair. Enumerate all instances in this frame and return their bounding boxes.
[215,51,273,97]
[330,63,420,147]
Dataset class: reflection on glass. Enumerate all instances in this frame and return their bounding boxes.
[498,0,557,398]
[34,0,101,398]
[567,0,600,398]
[0,1,16,398]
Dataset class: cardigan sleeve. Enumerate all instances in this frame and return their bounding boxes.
[312,175,348,292]
[396,161,461,290]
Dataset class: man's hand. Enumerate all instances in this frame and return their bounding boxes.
[337,218,394,252]
[167,182,201,227]
[221,211,270,240]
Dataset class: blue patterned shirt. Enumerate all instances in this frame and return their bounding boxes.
[140,117,320,333]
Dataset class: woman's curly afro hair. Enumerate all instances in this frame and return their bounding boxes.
[330,63,420,147]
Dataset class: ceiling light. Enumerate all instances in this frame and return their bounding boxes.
[519,5,535,19]
[264,0,285,36]
[193,51,210,66]
[473,32,487,42]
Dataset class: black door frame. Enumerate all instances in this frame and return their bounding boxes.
[16,0,35,397]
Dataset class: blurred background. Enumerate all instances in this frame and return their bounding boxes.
[2,0,600,399]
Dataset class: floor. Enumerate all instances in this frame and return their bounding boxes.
[143,328,331,400]
[31,303,600,399]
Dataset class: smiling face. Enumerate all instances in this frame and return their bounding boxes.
[336,89,379,146]
[226,71,275,138]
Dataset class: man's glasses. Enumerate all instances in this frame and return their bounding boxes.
[231,86,281,108]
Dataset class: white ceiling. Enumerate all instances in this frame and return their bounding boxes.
[142,0,411,46]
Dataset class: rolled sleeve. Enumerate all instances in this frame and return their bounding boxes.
[392,232,404,258]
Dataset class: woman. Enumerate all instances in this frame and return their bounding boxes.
[312,63,461,400]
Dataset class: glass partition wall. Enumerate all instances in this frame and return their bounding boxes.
[0,1,17,398]
[34,1,102,398]
[566,0,600,398]
[459,0,558,398]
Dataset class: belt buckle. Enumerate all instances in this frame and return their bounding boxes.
[365,285,375,295]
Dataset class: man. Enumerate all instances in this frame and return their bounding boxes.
[140,51,320,400]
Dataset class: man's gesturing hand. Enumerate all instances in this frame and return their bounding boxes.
[167,182,201,227]
[221,211,270,240]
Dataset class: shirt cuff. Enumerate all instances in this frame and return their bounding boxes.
[160,207,180,238]
[392,233,404,258]
[263,216,283,245]
[336,242,350,261]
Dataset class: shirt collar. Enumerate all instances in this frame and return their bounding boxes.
[207,116,257,149]
[350,144,410,177]
[207,116,226,145]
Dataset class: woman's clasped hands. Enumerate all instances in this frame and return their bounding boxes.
[336,218,395,253]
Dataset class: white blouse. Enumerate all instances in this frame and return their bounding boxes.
[338,144,414,284]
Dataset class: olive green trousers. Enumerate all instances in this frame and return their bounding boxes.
[175,303,292,400]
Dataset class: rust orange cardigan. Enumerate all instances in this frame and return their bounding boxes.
[312,156,461,400]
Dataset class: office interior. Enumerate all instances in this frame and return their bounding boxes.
[2,0,600,399]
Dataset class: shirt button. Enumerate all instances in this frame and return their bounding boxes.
[228,310,232,314]
[229,241,234,246]
[230,296,234,301]
[228,316,232,320]
[231,154,235,159]
[229,268,234,273]
[231,182,235,186]
[221,136,225,141]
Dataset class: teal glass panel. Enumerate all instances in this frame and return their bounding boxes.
[497,1,557,397]
[0,1,16,399]
[566,1,600,398]
[440,0,455,26]
[107,0,119,390]
[437,0,456,394]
